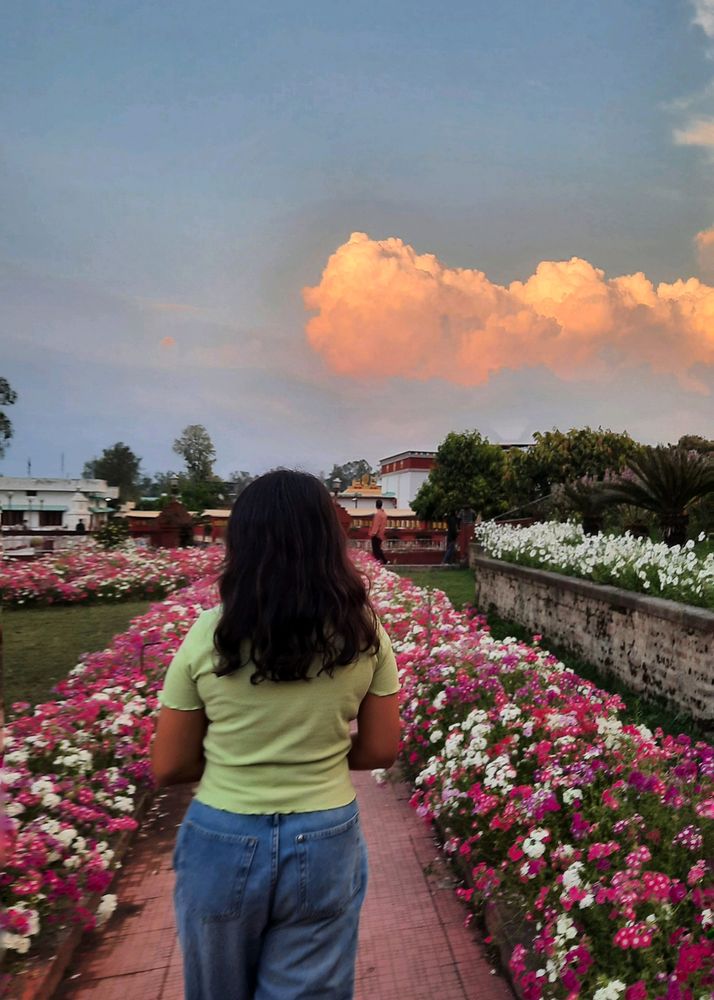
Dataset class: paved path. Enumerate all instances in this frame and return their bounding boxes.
[56,773,512,1000]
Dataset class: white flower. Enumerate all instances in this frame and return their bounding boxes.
[562,861,584,890]
[432,690,447,710]
[96,894,118,925]
[1,932,31,954]
[593,981,626,1000]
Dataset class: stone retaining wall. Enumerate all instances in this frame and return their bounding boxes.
[469,546,714,724]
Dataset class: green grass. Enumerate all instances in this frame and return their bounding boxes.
[3,601,153,713]
[392,566,710,744]
[392,568,475,609]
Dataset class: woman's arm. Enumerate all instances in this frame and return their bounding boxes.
[348,692,400,770]
[151,706,208,786]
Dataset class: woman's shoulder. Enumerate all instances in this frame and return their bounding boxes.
[186,604,222,641]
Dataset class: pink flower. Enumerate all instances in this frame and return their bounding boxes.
[613,923,654,949]
[625,983,647,1000]
[687,860,707,886]
[676,940,711,978]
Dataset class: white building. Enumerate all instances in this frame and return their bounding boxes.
[378,452,436,511]
[0,477,119,531]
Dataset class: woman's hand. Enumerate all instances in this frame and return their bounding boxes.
[151,707,209,786]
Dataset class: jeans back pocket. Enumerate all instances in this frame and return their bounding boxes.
[175,819,258,923]
[296,812,364,920]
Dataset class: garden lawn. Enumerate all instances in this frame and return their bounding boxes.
[3,602,153,712]
[393,568,474,609]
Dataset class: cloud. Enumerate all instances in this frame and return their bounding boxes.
[695,226,714,274]
[303,233,714,392]
[693,1,714,37]
[672,6,714,155]
[674,117,714,148]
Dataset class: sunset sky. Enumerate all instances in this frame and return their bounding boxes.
[2,1,714,482]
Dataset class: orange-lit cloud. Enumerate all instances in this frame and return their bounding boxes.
[674,117,714,148]
[303,233,714,392]
[160,335,176,348]
[696,227,714,275]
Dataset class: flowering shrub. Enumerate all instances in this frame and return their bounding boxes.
[0,578,219,962]
[474,521,714,610]
[358,558,713,1000]
[0,546,223,608]
[2,553,711,1000]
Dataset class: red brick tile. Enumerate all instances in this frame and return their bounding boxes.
[58,777,514,1000]
[61,968,167,999]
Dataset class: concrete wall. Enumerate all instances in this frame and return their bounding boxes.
[469,546,714,724]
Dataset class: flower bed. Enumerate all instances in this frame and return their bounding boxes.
[474,522,714,610]
[0,546,223,608]
[0,578,220,968]
[2,555,711,999]
[362,561,713,1000]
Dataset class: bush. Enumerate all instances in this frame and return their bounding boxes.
[95,518,130,549]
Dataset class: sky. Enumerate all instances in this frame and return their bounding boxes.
[1,0,714,482]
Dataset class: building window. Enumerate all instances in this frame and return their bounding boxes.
[26,490,37,497]
[1,510,24,526]
[40,510,63,527]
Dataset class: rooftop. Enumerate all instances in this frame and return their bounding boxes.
[0,477,119,497]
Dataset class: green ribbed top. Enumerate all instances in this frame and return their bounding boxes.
[159,607,399,814]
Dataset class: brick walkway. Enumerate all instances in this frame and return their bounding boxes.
[56,773,512,1000]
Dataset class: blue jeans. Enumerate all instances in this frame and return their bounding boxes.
[173,798,368,1000]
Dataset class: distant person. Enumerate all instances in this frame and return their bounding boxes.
[75,519,87,534]
[441,511,460,564]
[152,471,400,1000]
[369,498,388,564]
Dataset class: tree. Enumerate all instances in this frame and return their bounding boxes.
[558,477,613,535]
[411,431,507,520]
[0,377,18,460]
[604,446,714,546]
[180,478,227,513]
[503,427,641,512]
[226,471,255,499]
[173,425,217,482]
[83,442,142,502]
[678,437,714,538]
[140,471,183,498]
[677,434,714,454]
[324,459,376,493]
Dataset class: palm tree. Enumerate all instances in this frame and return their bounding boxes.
[561,478,611,535]
[604,446,714,546]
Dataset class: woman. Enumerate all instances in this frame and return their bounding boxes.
[151,470,400,1000]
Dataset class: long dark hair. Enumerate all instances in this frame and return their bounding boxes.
[214,470,379,683]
